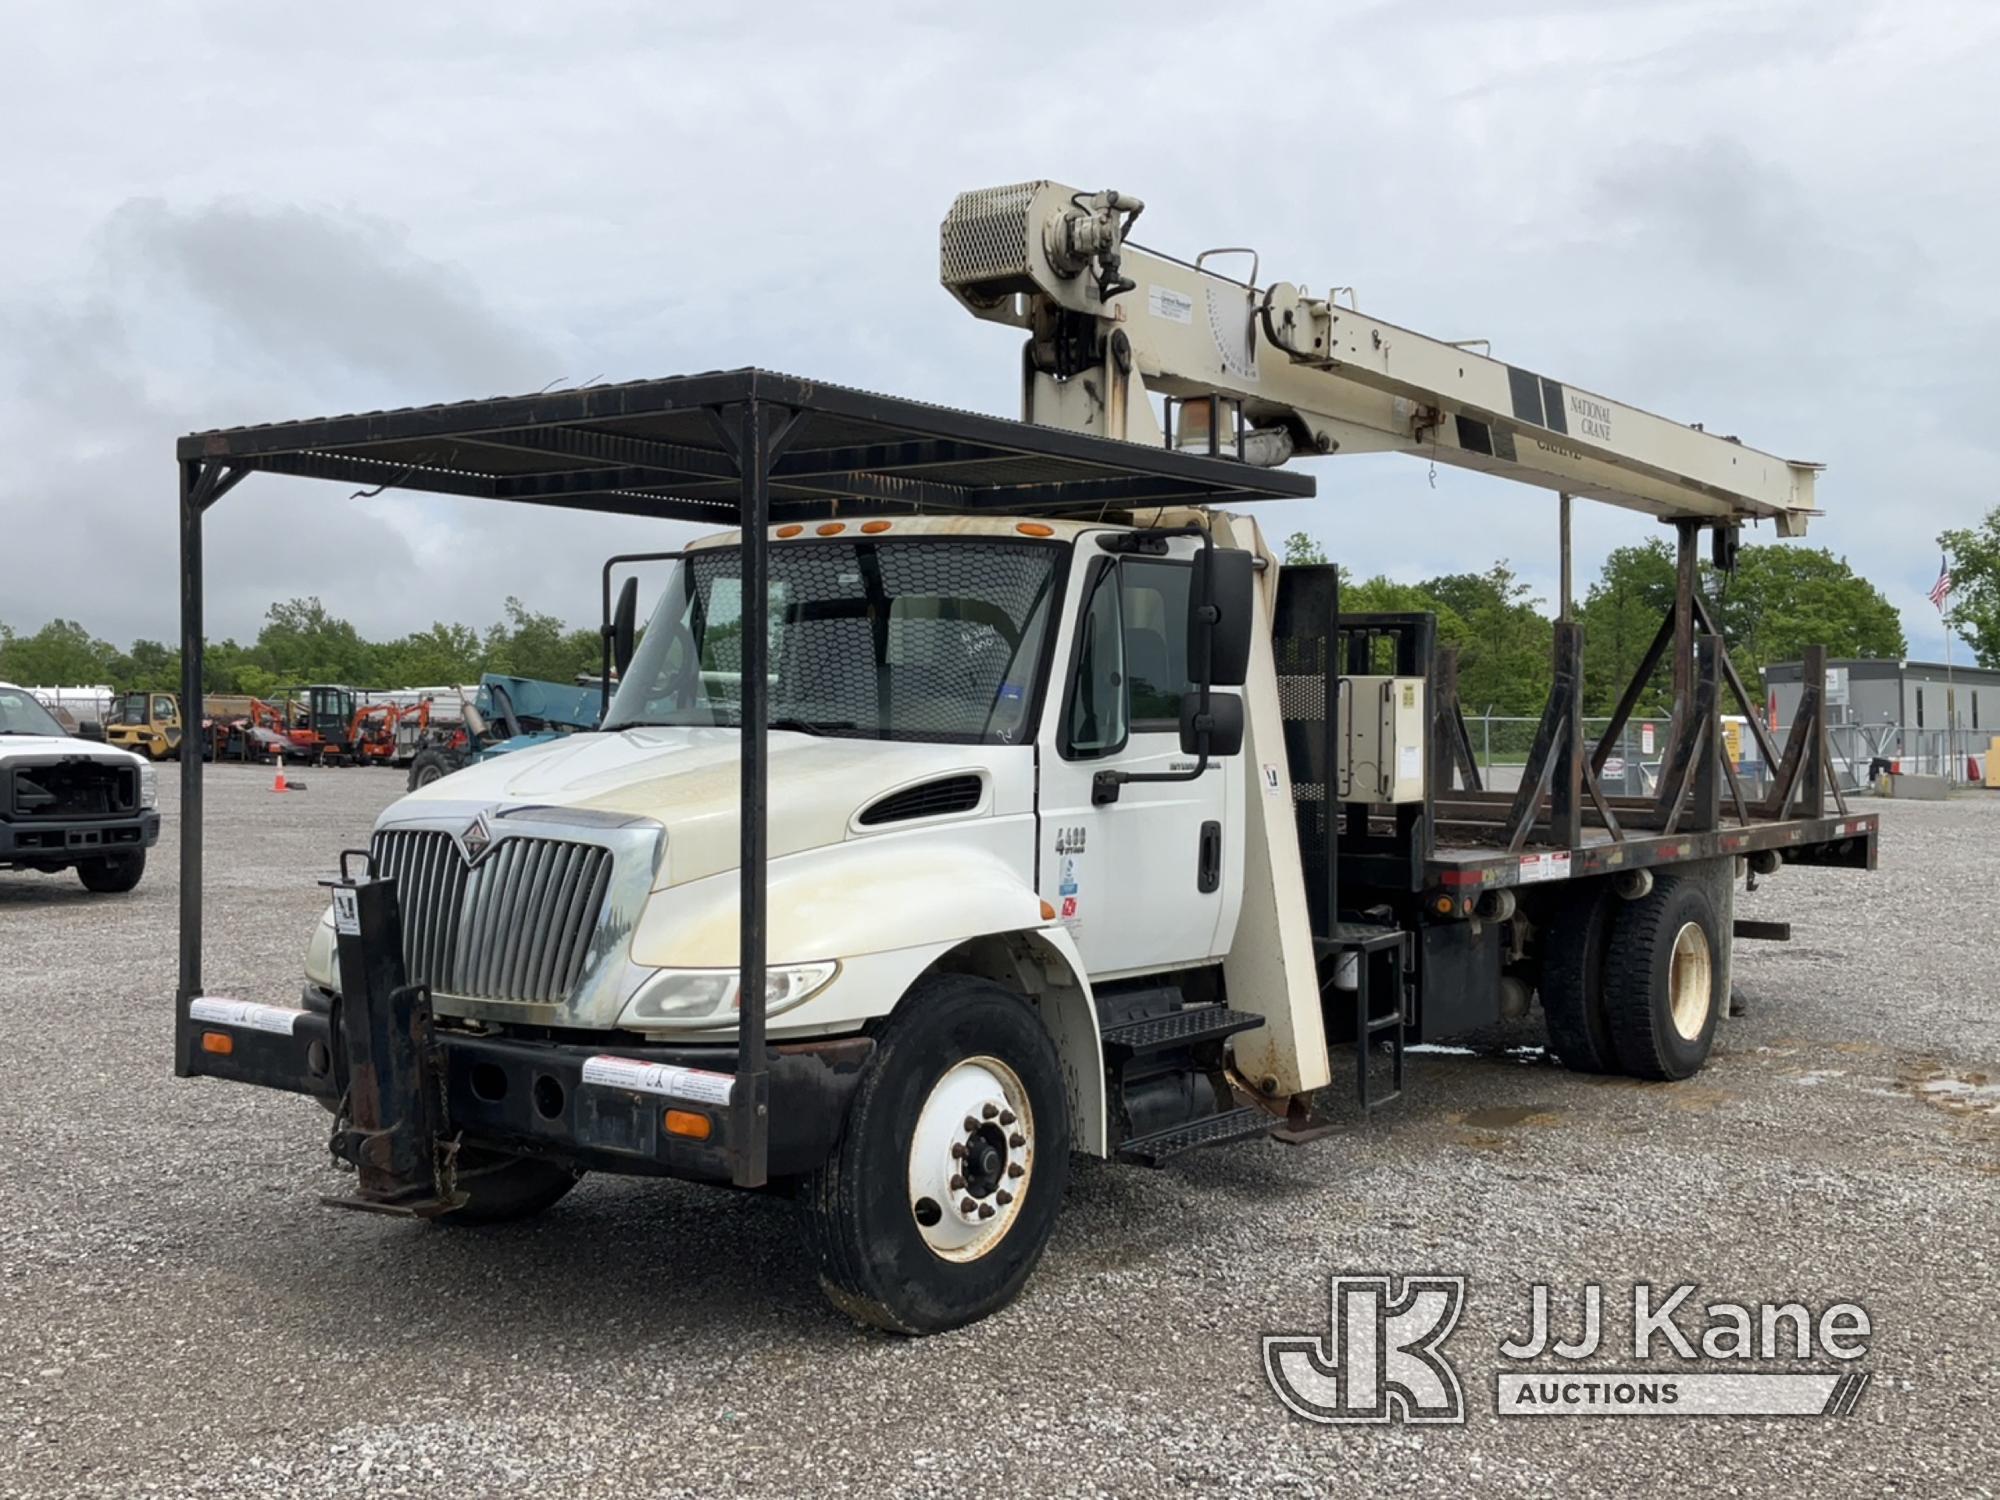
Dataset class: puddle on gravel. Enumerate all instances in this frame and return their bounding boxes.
[1904,1069,2000,1119]
[1455,1104,1567,1130]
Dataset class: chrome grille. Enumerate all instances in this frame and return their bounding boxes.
[369,828,614,1005]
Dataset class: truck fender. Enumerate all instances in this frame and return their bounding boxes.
[921,925,1106,1158]
[629,846,1108,1154]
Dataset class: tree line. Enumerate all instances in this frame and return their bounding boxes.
[2,536,1912,719]
[1281,534,1906,719]
[0,597,601,699]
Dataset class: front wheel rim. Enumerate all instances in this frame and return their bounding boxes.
[907,1055,1033,1263]
[1668,921,1714,1041]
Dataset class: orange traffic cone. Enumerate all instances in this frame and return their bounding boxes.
[273,769,288,792]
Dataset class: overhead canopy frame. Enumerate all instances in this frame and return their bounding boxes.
[174,367,1315,1189]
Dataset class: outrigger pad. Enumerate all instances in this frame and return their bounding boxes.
[322,868,467,1217]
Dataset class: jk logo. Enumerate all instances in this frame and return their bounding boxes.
[1263,1274,1467,1424]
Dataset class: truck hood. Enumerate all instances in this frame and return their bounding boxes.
[0,735,145,767]
[394,726,993,886]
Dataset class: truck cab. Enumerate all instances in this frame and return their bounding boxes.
[0,681,161,892]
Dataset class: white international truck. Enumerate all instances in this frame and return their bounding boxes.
[173,182,1875,1333]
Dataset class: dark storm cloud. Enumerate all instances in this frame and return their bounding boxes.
[1,0,1996,661]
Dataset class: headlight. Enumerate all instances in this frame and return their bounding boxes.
[619,961,838,1029]
[139,764,159,810]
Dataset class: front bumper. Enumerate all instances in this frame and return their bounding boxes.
[0,810,159,862]
[184,996,872,1184]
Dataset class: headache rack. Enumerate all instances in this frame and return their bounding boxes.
[171,368,1314,1189]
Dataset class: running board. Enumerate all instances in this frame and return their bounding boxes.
[1116,1105,1276,1167]
[1100,1005,1265,1058]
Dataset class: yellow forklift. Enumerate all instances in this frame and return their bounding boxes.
[104,691,187,761]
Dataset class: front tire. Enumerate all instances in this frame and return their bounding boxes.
[77,850,145,894]
[800,973,1071,1334]
[407,746,463,791]
[1603,872,1722,1081]
[433,1150,580,1226]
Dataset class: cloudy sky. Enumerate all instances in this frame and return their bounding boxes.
[3,1,1993,662]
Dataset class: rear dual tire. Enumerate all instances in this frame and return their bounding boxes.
[1540,871,1722,1081]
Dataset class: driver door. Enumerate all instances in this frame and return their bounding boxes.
[1036,545,1230,978]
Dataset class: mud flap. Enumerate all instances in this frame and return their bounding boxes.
[321,855,467,1217]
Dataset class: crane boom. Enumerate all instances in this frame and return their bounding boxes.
[941,180,1820,535]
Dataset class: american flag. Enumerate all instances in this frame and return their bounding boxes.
[1929,554,1953,611]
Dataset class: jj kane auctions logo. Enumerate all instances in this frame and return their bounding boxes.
[1264,1275,1873,1422]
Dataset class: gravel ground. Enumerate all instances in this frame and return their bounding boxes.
[2,766,1995,1497]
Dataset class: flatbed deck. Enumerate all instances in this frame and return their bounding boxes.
[1425,808,1878,895]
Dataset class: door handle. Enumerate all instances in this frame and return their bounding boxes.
[1197,820,1222,894]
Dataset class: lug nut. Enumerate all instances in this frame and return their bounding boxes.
[950,1142,966,1159]
[1009,1132,1025,1148]
[999,1110,1016,1126]
[982,1103,999,1120]
[960,1197,977,1214]
[1007,1162,1024,1179]
[995,1190,1013,1206]
[978,1202,995,1219]
[949,1174,965,1191]
[963,1116,979,1133]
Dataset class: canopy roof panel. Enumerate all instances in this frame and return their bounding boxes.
[180,368,1315,523]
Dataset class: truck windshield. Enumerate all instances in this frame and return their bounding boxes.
[0,688,67,737]
[603,537,1062,744]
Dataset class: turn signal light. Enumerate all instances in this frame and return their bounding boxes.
[664,1109,712,1140]
[201,1031,234,1056]
[1040,900,1056,920]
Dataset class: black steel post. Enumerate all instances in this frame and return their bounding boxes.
[1550,621,1586,849]
[1672,520,1699,719]
[732,399,772,1188]
[1802,644,1828,819]
[175,460,205,1076]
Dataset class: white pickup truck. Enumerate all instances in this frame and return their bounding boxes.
[0,681,159,892]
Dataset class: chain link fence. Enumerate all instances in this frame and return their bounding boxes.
[1467,713,1995,795]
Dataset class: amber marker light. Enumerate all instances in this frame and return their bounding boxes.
[664,1109,712,1140]
[775,524,804,538]
[860,520,892,534]
[201,1032,234,1056]
[816,521,846,536]
[1016,522,1054,537]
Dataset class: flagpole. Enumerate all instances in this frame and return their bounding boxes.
[1944,614,1957,784]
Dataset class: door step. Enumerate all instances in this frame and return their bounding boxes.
[1116,1105,1277,1167]
[1100,1005,1265,1058]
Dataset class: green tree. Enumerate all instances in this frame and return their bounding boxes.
[1579,539,1678,715]
[1706,545,1905,701]
[0,618,117,685]
[1941,510,2000,667]
[107,639,180,691]
[1283,532,1328,566]
[255,598,375,685]
[1421,564,1553,716]
[483,598,599,683]
[378,622,483,687]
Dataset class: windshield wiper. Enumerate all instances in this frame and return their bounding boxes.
[768,717,862,736]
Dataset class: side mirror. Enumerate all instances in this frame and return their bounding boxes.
[1187,547,1255,688]
[76,720,107,742]
[1179,690,1244,758]
[612,575,639,678]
